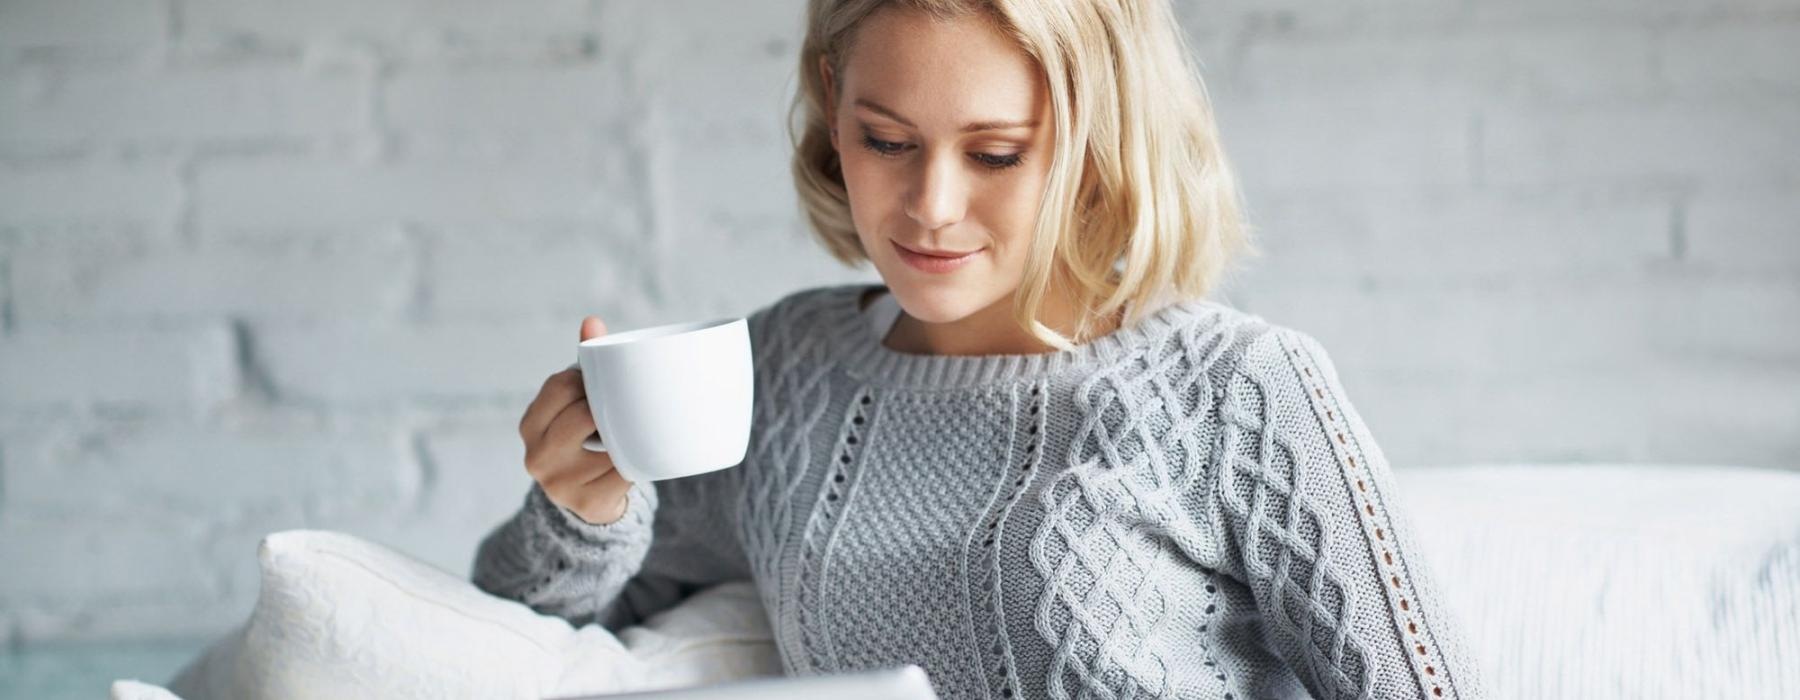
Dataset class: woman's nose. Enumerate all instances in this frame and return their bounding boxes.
[903,150,967,231]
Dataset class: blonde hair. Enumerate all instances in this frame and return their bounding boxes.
[789,0,1257,349]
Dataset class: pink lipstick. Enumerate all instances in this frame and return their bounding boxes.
[893,240,981,274]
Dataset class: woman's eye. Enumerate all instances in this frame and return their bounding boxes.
[859,134,1025,171]
[860,135,908,156]
[972,152,1025,170]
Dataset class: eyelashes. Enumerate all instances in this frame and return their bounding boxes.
[859,133,1026,171]
[859,134,906,157]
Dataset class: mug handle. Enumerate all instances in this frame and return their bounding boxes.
[567,361,610,453]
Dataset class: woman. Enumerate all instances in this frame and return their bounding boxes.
[475,1,1486,698]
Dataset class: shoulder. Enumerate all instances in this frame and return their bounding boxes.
[1197,308,1352,418]
[1144,299,1341,396]
[744,282,878,346]
[1230,319,1334,382]
[1139,299,1323,369]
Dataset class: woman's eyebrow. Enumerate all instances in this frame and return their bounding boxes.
[854,97,1038,133]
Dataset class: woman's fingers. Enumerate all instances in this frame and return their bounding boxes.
[540,448,617,497]
[542,397,600,458]
[520,313,630,524]
[519,366,585,442]
[526,398,591,481]
[580,315,607,342]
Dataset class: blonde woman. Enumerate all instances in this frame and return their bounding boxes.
[476,1,1486,698]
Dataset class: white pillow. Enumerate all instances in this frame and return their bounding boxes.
[123,529,780,700]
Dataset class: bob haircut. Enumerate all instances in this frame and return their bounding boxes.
[789,0,1258,350]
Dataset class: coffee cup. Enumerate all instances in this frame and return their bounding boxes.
[572,317,753,482]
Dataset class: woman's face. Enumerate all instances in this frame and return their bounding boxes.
[824,7,1055,325]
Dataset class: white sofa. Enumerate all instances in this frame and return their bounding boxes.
[1402,464,1800,698]
[106,463,1799,699]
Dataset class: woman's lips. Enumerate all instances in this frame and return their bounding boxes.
[893,240,981,274]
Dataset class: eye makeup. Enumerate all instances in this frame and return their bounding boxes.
[858,132,1027,171]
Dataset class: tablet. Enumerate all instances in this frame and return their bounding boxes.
[546,665,940,700]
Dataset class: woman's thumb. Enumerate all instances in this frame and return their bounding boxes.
[579,315,607,342]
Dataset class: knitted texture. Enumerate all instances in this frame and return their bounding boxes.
[472,283,1485,699]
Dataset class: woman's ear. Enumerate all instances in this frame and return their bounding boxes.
[818,55,839,152]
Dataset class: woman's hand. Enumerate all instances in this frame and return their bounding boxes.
[518,315,634,525]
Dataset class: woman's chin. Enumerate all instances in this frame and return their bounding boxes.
[882,282,996,326]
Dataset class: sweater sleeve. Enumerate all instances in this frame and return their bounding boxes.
[1211,327,1485,700]
[469,477,656,630]
[471,460,753,632]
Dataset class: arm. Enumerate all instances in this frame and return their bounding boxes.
[1212,327,1485,699]
[472,462,751,632]
[470,478,655,630]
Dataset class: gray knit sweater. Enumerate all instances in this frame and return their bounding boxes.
[473,283,1485,700]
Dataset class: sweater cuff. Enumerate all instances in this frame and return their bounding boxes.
[531,479,657,545]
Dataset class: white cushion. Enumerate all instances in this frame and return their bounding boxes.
[148,529,780,700]
[1398,464,1800,699]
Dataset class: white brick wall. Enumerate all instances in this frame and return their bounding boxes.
[0,0,1795,648]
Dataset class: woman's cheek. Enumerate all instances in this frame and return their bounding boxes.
[845,161,896,230]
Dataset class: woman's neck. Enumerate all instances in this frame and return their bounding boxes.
[881,283,1122,357]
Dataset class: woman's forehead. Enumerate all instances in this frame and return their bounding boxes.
[841,9,1045,129]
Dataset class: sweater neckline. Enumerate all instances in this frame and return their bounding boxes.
[824,283,1224,389]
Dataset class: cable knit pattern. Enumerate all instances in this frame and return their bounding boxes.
[472,283,1485,700]
[795,384,877,671]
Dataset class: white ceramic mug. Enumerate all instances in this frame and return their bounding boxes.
[572,317,753,482]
